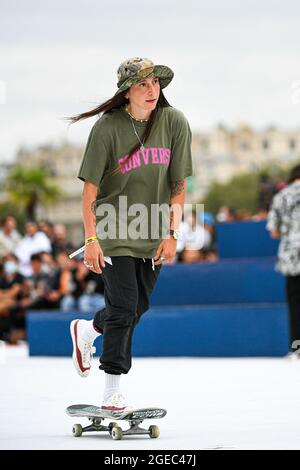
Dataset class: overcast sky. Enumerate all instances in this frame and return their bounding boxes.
[1,0,300,162]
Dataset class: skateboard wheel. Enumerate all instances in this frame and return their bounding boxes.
[111,426,123,440]
[149,425,160,438]
[108,422,118,432]
[72,424,83,437]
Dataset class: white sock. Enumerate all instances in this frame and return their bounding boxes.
[103,372,121,401]
[81,320,101,343]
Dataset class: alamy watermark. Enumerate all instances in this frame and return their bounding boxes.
[291,340,300,356]
[94,199,205,248]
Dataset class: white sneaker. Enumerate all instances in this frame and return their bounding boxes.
[101,392,133,415]
[70,319,96,377]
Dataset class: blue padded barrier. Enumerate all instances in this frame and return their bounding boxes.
[216,221,280,258]
[27,303,290,358]
[26,258,289,358]
[151,258,285,305]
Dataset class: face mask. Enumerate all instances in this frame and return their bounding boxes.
[4,261,18,275]
[216,213,227,222]
[41,263,51,274]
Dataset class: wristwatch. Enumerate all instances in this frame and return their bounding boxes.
[169,229,181,240]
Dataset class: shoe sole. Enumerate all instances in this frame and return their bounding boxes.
[70,320,90,378]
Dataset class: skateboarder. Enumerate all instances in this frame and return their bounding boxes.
[67,57,193,412]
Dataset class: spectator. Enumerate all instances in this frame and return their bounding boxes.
[39,251,57,275]
[202,212,217,252]
[236,210,252,221]
[177,211,211,263]
[203,249,219,262]
[0,215,22,257]
[267,163,300,354]
[0,253,25,343]
[14,221,52,276]
[180,248,205,263]
[19,253,56,310]
[252,208,269,221]
[75,258,105,311]
[50,251,79,311]
[51,252,105,311]
[216,206,237,222]
[51,224,75,257]
[39,220,55,243]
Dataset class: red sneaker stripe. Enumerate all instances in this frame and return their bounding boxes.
[74,320,90,373]
[101,406,126,411]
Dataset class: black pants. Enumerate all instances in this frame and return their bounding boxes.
[286,274,300,349]
[93,256,162,375]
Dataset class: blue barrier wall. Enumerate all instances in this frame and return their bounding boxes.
[151,258,285,305]
[27,304,290,357]
[216,221,280,258]
[26,258,289,358]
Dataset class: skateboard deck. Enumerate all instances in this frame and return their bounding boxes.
[66,404,167,440]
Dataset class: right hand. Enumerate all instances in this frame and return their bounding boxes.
[84,241,106,274]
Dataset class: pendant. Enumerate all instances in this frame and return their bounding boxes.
[140,144,145,151]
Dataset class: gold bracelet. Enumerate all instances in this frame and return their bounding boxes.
[85,236,98,245]
[85,239,98,247]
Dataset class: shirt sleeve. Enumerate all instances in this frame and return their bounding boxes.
[169,110,193,183]
[266,193,282,232]
[77,119,110,187]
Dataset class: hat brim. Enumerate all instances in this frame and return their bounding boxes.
[114,65,174,96]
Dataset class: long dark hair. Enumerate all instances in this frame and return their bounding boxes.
[287,163,300,184]
[63,86,172,175]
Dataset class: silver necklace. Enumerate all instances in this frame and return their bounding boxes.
[125,105,149,123]
[128,113,147,151]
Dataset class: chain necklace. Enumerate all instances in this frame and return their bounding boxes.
[129,115,146,151]
[125,105,148,151]
[125,104,148,123]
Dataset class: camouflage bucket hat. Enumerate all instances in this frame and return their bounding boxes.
[114,57,174,96]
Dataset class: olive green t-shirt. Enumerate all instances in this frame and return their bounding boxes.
[77,105,193,258]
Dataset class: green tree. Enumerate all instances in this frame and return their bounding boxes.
[200,164,291,216]
[4,165,63,221]
[0,202,27,232]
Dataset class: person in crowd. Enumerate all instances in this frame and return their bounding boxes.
[47,251,77,311]
[0,215,22,257]
[39,220,55,243]
[14,221,52,276]
[19,253,55,310]
[39,251,57,275]
[75,257,105,311]
[216,206,237,223]
[51,224,75,257]
[0,253,25,343]
[177,211,211,263]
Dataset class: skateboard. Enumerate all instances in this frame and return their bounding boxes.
[66,404,167,440]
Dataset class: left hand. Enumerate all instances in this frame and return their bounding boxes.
[154,237,177,265]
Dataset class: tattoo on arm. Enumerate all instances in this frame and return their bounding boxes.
[169,208,174,230]
[171,180,184,197]
[91,200,97,215]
